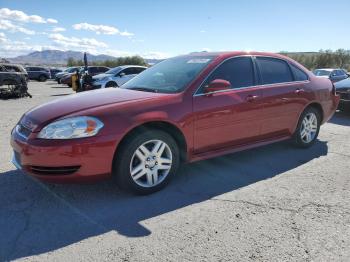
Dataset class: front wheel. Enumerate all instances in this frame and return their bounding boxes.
[293,107,321,148]
[113,130,180,194]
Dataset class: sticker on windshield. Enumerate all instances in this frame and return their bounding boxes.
[187,59,211,64]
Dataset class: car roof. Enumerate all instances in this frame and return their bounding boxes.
[183,51,304,62]
[314,68,342,71]
[118,65,147,69]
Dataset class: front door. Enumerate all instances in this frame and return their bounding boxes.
[192,56,264,154]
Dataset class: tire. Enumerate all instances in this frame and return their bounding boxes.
[105,81,118,88]
[292,107,321,148]
[38,75,47,82]
[113,129,180,195]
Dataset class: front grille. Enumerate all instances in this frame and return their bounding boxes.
[29,165,80,176]
[16,124,31,138]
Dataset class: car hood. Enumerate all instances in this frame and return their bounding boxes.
[93,73,113,80]
[22,88,162,132]
[335,78,350,90]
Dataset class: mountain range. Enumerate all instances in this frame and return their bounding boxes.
[6,50,161,65]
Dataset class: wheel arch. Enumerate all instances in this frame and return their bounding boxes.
[305,102,324,123]
[291,101,324,135]
[113,120,188,165]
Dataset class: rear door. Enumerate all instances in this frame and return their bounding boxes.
[193,56,264,153]
[255,57,309,138]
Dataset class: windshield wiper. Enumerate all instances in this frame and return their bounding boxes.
[128,87,158,93]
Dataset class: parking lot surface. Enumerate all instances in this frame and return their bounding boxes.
[0,81,350,261]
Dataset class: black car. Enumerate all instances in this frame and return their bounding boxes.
[25,66,51,82]
[49,68,63,79]
[335,78,350,111]
[313,68,349,83]
[55,66,81,83]
[0,63,31,98]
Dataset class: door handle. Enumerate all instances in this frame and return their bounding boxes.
[246,95,259,102]
[295,88,305,94]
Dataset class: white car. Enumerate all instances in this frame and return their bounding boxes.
[91,65,147,88]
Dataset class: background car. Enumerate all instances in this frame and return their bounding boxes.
[25,66,51,82]
[91,65,147,88]
[335,77,350,111]
[313,68,348,82]
[49,68,63,79]
[61,66,110,87]
[55,66,81,83]
[0,63,30,98]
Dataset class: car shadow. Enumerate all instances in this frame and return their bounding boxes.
[50,86,71,88]
[0,140,328,260]
[329,111,350,126]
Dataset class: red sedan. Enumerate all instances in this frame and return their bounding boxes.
[11,51,339,194]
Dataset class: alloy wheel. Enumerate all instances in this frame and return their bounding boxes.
[300,112,318,143]
[129,139,173,188]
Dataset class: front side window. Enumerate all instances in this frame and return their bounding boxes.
[199,56,254,92]
[122,55,214,93]
[257,57,293,84]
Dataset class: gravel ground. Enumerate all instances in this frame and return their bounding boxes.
[0,81,350,261]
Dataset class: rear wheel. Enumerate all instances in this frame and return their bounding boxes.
[105,81,118,88]
[293,107,321,148]
[38,75,47,82]
[113,130,180,194]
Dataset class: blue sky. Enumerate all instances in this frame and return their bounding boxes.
[0,0,349,58]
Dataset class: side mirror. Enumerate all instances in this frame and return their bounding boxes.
[204,79,231,94]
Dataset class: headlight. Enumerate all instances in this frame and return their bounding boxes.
[38,116,104,139]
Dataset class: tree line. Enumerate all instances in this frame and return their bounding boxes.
[281,49,350,71]
[67,55,148,67]
[66,49,350,71]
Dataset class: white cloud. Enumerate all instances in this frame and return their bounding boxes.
[0,19,35,35]
[119,31,134,37]
[200,30,206,33]
[0,32,7,43]
[52,27,66,32]
[141,51,171,59]
[72,22,134,36]
[0,8,57,24]
[0,36,56,57]
[49,33,108,50]
[47,18,58,24]
[201,47,211,52]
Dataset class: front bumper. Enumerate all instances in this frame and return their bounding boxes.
[10,130,118,183]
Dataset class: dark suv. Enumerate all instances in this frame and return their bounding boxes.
[25,66,51,82]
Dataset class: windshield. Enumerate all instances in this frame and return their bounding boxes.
[66,67,79,73]
[105,67,122,74]
[122,55,215,93]
[313,69,331,76]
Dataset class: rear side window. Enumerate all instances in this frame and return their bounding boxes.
[257,57,293,84]
[290,64,308,81]
[122,68,137,75]
[204,56,255,90]
[134,67,146,74]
